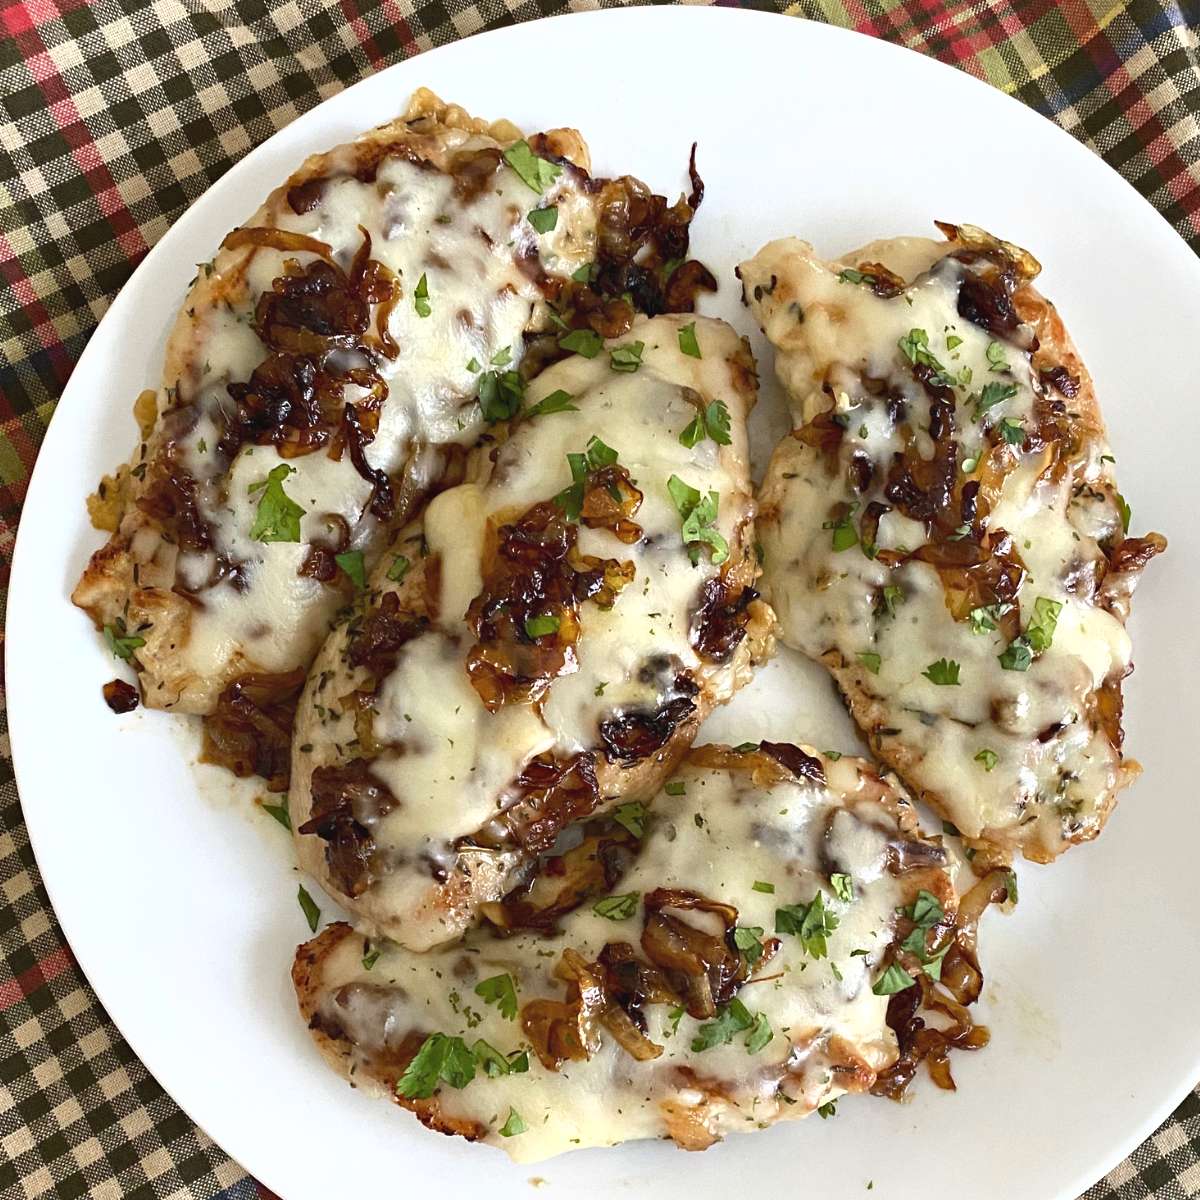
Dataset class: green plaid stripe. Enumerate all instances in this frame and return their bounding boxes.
[1,1,1197,1197]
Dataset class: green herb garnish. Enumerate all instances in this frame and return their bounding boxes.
[593,892,639,921]
[249,464,305,543]
[474,973,518,1021]
[678,322,702,358]
[413,272,431,318]
[297,884,320,933]
[503,140,562,192]
[666,474,729,566]
[922,658,961,686]
[526,389,577,417]
[396,1033,476,1099]
[527,205,558,234]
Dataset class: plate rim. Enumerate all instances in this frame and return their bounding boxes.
[8,9,1200,1199]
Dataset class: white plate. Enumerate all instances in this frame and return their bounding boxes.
[10,8,1200,1199]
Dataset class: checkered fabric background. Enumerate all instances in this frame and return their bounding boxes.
[1,0,1198,1196]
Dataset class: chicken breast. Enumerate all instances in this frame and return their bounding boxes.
[741,225,1165,862]
[72,88,715,775]
[289,315,773,949]
[293,742,1001,1161]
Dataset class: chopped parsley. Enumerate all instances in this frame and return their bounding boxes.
[985,341,1009,372]
[666,474,729,566]
[361,944,381,971]
[817,1100,838,1119]
[609,340,645,373]
[677,322,702,358]
[745,1012,773,1054]
[837,268,875,287]
[664,780,686,796]
[752,880,775,894]
[904,890,945,929]
[571,262,597,284]
[1005,870,1019,905]
[775,891,839,958]
[971,380,1018,421]
[691,997,756,1052]
[823,503,859,552]
[413,272,431,318]
[387,555,411,583]
[524,613,560,639]
[527,205,558,234]
[478,368,524,423]
[474,1041,529,1078]
[612,801,646,839]
[877,585,904,618]
[249,464,305,543]
[872,963,916,995]
[334,550,366,590]
[922,658,961,686]
[1026,596,1063,652]
[998,636,1033,672]
[969,602,1013,634]
[396,1033,476,1099]
[679,399,732,449]
[526,389,578,417]
[857,651,881,675]
[593,892,639,921]
[974,748,999,771]
[830,873,855,903]
[732,926,765,965]
[503,140,562,193]
[998,417,1025,444]
[297,884,320,933]
[499,1109,527,1138]
[945,333,963,351]
[103,618,144,661]
[474,973,518,1020]
[554,436,619,520]
[261,802,290,831]
[558,328,603,358]
[897,328,953,386]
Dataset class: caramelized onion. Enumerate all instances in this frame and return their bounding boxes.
[199,667,306,792]
[298,759,398,897]
[222,225,335,262]
[641,889,744,1019]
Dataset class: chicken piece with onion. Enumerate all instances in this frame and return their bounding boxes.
[289,315,772,950]
[292,742,1006,1161]
[741,225,1164,862]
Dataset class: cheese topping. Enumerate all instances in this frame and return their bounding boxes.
[301,749,948,1161]
[742,232,1157,860]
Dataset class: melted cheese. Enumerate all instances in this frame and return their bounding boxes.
[743,236,1132,859]
[294,315,758,947]
[306,752,938,1161]
[154,134,595,702]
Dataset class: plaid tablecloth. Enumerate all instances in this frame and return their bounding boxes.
[1,2,1198,1198]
